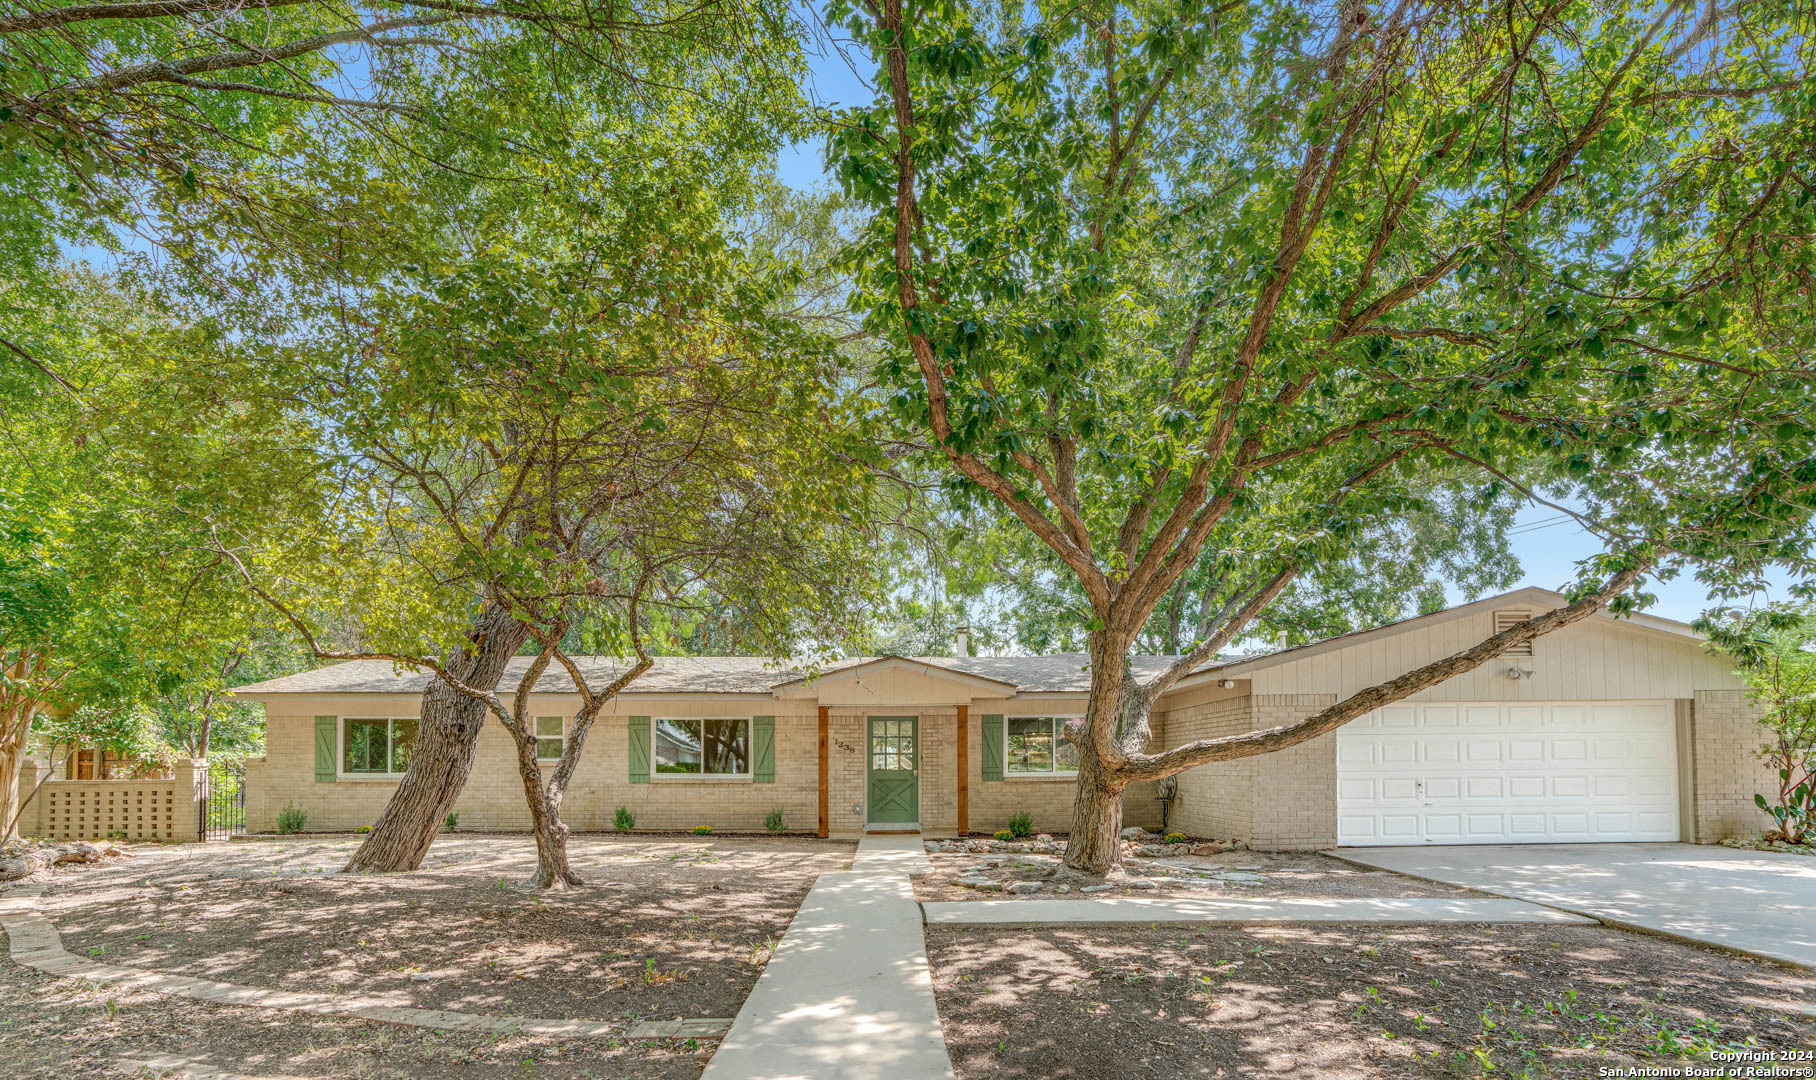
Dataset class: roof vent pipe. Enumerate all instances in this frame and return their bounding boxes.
[955,625,970,657]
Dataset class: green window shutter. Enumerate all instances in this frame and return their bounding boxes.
[980,714,1004,781]
[314,716,336,782]
[627,716,650,783]
[752,716,775,783]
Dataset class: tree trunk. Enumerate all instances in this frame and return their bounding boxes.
[0,735,24,844]
[1064,749,1127,874]
[344,605,529,874]
[1063,632,1140,875]
[502,707,583,889]
[526,788,580,889]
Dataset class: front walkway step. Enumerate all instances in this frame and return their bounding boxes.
[922,896,1596,927]
[848,832,934,876]
[704,840,956,1080]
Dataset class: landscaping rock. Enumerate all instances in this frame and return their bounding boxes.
[1081,884,1113,893]
[1213,872,1268,885]
[1120,827,1152,840]
[1127,879,1158,889]
[1190,842,1227,856]
[1134,844,1173,858]
[1031,842,1059,854]
[1006,881,1043,895]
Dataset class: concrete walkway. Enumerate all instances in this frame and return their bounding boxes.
[923,895,1594,927]
[1330,844,1816,969]
[703,837,955,1080]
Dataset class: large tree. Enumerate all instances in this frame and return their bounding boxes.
[837,0,1816,871]
[0,271,320,840]
[214,182,880,879]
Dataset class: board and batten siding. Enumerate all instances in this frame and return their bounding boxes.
[1239,611,1745,701]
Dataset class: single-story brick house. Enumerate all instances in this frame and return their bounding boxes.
[232,587,1772,850]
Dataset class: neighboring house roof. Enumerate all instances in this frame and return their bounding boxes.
[231,586,1708,700]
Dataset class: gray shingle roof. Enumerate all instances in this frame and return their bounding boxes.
[230,652,1210,697]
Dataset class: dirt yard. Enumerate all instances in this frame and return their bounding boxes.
[914,848,1482,901]
[3,833,854,1078]
[927,922,1816,1079]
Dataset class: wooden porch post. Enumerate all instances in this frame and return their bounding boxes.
[956,704,969,837]
[817,705,829,838]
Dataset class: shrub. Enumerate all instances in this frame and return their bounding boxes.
[276,802,307,834]
[614,805,635,833]
[1164,832,1187,845]
[442,812,460,834]
[992,829,1015,841]
[693,825,713,835]
[1007,811,1033,838]
[764,808,786,834]
[355,824,372,834]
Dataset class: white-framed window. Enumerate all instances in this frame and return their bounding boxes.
[653,718,751,776]
[534,716,565,762]
[341,717,417,777]
[1006,716,1080,775]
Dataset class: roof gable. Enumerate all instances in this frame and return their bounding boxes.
[771,655,1020,704]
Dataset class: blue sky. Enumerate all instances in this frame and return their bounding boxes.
[772,28,1797,627]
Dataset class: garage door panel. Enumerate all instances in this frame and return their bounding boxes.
[1466,777,1503,799]
[1423,739,1461,763]
[1507,776,1546,798]
[1336,700,1679,846]
[1424,777,1462,800]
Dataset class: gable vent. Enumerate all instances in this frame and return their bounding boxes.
[1493,610,1534,656]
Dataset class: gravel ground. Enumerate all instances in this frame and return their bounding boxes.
[927,922,1816,1079]
[913,849,1484,902]
[4,833,856,1078]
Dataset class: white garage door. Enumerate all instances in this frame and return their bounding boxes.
[1336,701,1680,846]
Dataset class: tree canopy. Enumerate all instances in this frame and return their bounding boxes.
[835,0,1816,869]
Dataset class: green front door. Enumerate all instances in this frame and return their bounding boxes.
[866,716,919,824]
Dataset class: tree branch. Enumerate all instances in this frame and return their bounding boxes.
[1119,561,1651,780]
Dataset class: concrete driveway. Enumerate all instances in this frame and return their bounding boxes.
[1330,843,1816,970]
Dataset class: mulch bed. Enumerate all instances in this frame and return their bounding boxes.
[927,922,1816,1078]
[913,849,1482,902]
[17,832,853,1077]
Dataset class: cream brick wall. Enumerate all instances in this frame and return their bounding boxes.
[250,710,821,835]
[14,759,202,842]
[963,720,1163,836]
[1158,695,1255,840]
[1249,694,1339,850]
[1691,689,1778,842]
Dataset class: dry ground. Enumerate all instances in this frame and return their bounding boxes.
[927,922,1816,1079]
[2,833,855,1078]
[913,849,1483,901]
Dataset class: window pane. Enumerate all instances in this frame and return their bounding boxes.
[536,716,563,738]
[536,738,563,761]
[1007,717,1054,773]
[390,718,418,773]
[1055,720,1078,771]
[344,719,388,773]
[656,719,701,773]
[701,719,749,775]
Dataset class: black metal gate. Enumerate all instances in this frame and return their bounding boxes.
[198,762,246,841]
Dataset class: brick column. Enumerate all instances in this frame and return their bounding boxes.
[14,759,43,837]
[170,759,204,843]
[1691,690,1774,842]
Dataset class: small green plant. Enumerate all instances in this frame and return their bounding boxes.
[1007,811,1033,838]
[441,812,460,833]
[355,824,372,834]
[693,825,713,835]
[614,805,635,833]
[1164,832,1187,844]
[764,807,785,833]
[992,829,1015,841]
[276,802,307,834]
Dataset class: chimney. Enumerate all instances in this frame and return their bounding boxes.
[955,625,970,657]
